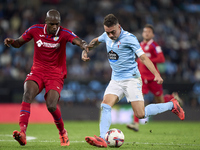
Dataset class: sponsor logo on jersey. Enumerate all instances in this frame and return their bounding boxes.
[36,39,60,48]
[39,35,45,37]
[108,50,119,62]
[53,36,59,41]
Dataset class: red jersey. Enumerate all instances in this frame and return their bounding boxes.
[138,39,165,80]
[22,24,78,78]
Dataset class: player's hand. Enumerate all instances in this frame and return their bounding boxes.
[154,74,163,84]
[82,50,90,61]
[86,45,93,52]
[4,38,14,47]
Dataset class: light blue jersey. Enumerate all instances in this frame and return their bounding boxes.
[98,28,144,81]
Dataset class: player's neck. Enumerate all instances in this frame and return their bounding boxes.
[143,39,151,43]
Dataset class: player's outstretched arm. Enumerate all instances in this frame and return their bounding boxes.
[4,36,26,48]
[139,54,163,84]
[72,37,90,61]
[72,38,88,51]
[81,37,101,61]
[87,38,101,51]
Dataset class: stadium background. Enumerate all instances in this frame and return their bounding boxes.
[0,0,200,122]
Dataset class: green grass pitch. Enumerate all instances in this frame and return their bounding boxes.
[0,121,199,150]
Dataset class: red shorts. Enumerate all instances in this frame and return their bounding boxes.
[142,78,163,96]
[25,70,64,100]
[164,94,174,103]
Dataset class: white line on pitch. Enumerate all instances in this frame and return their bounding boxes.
[0,139,199,146]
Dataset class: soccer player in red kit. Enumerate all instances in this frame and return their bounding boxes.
[4,9,88,146]
[127,24,183,131]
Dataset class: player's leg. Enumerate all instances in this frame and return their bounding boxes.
[85,94,118,148]
[85,80,123,148]
[13,80,39,146]
[45,79,69,146]
[127,78,147,131]
[100,94,119,139]
[128,78,185,120]
[131,99,185,120]
[149,80,164,103]
[163,93,183,106]
[154,94,164,103]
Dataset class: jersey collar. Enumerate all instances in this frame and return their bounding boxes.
[147,39,154,45]
[116,27,124,41]
[44,24,60,36]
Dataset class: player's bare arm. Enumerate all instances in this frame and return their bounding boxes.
[72,37,90,61]
[4,36,26,48]
[139,54,163,84]
[81,38,101,61]
[72,38,87,51]
[87,38,101,51]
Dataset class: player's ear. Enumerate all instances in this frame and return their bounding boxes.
[118,24,121,29]
[45,19,48,24]
[152,33,155,38]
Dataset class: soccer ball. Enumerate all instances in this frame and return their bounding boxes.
[105,128,125,147]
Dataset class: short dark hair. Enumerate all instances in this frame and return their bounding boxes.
[104,14,119,27]
[144,24,154,33]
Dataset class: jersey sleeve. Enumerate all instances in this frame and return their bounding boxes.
[129,35,144,57]
[60,27,79,43]
[98,32,106,43]
[22,25,35,42]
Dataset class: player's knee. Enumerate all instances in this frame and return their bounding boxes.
[47,105,56,112]
[23,91,33,103]
[46,101,57,112]
[135,112,145,119]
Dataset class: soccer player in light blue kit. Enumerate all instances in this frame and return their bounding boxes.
[82,14,185,148]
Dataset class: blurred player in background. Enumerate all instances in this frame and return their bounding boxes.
[82,14,185,148]
[4,9,87,146]
[126,24,183,132]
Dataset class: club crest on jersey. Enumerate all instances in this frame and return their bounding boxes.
[117,41,121,48]
[53,36,59,41]
[108,50,119,62]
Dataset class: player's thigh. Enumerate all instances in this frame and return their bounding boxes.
[45,77,63,105]
[131,101,145,118]
[124,78,144,102]
[23,80,40,103]
[103,80,124,107]
[46,89,60,108]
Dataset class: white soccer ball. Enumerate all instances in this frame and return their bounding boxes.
[105,128,125,147]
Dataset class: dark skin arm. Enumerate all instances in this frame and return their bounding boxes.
[72,37,91,61]
[4,36,26,48]
[72,37,87,51]
[81,37,101,61]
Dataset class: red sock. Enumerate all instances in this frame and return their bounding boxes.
[164,94,174,103]
[50,106,64,135]
[134,114,139,123]
[19,102,31,134]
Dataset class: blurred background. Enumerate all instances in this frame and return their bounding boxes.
[0,0,200,122]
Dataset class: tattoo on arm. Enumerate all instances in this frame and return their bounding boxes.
[88,38,100,50]
[73,38,87,50]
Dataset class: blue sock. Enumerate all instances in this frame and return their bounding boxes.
[145,102,173,118]
[99,103,111,140]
